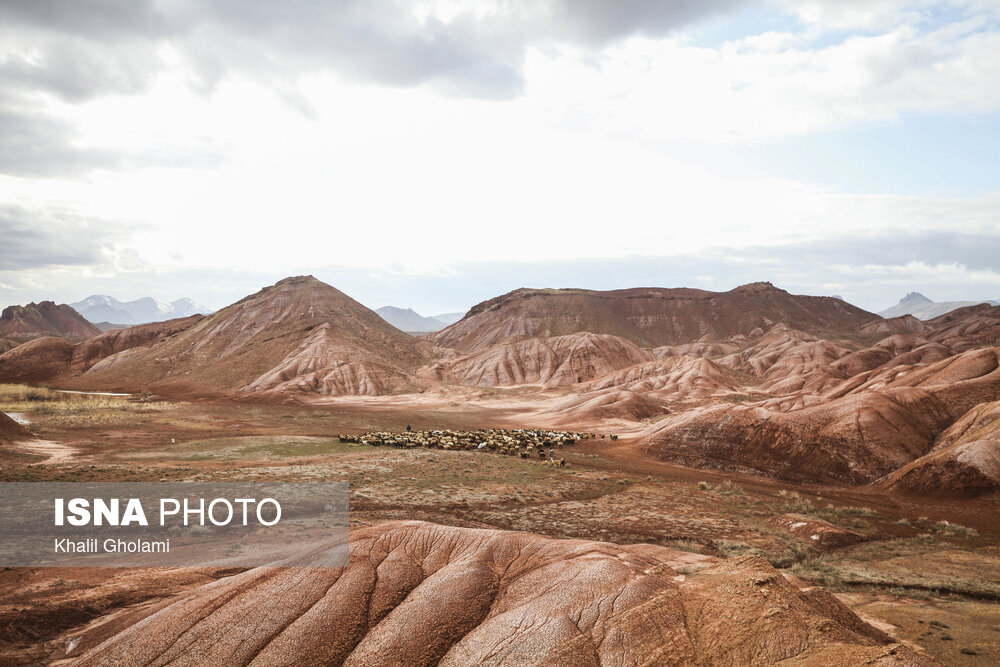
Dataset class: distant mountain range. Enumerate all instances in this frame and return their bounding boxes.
[70,295,212,326]
[432,312,465,326]
[375,306,465,332]
[878,292,999,320]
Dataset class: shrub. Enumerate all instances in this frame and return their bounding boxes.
[845,506,877,517]
[25,388,54,402]
[933,520,979,538]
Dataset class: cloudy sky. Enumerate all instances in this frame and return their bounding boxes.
[2,0,999,316]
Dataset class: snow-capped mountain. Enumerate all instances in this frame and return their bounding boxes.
[70,295,213,325]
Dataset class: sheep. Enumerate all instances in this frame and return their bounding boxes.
[342,428,592,458]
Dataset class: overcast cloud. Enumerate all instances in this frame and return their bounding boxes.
[0,0,998,315]
[0,203,128,270]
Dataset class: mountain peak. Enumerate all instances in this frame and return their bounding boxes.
[79,276,428,397]
[732,281,779,292]
[0,301,99,339]
[275,275,320,287]
[900,292,933,305]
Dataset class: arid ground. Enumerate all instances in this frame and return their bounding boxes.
[1,386,997,665]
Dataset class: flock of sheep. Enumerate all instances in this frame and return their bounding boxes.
[338,428,600,464]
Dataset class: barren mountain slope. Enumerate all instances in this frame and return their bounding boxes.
[644,388,953,483]
[885,399,1000,497]
[0,301,99,340]
[69,315,205,374]
[544,388,666,424]
[0,411,28,444]
[644,347,1000,484]
[588,355,746,402]
[431,282,878,353]
[653,340,745,358]
[831,335,952,378]
[859,314,931,336]
[923,303,1000,350]
[79,276,430,397]
[0,337,76,383]
[715,326,853,395]
[446,332,654,387]
[827,347,1000,411]
[66,521,927,666]
[0,317,205,383]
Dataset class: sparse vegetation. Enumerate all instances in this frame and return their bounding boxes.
[698,480,745,495]
[25,388,54,402]
[931,520,979,538]
[664,539,704,554]
[1,381,997,665]
[0,384,177,423]
[792,537,1000,600]
[714,539,770,560]
[844,506,877,517]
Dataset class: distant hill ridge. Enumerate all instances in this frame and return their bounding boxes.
[375,306,449,332]
[4,276,1000,498]
[0,301,99,340]
[431,282,878,352]
[374,307,467,332]
[879,292,999,320]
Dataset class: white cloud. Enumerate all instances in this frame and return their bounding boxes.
[527,15,1000,143]
[1,0,999,310]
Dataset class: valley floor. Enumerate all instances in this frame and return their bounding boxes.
[0,388,998,664]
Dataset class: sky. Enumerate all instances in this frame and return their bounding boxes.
[1,0,999,316]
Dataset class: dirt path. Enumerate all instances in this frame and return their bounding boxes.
[18,439,80,465]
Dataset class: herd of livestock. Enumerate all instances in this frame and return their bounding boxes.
[338,428,607,463]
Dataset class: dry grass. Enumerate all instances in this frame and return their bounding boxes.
[929,520,980,538]
[3,393,998,664]
[0,384,177,425]
[697,479,745,495]
[713,539,770,560]
[792,537,1000,600]
[773,491,884,529]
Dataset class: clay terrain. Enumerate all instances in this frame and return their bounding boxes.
[0,302,100,344]
[1,276,999,664]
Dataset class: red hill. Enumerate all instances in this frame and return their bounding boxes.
[0,301,99,340]
[431,282,877,352]
[77,276,429,397]
[68,521,919,666]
